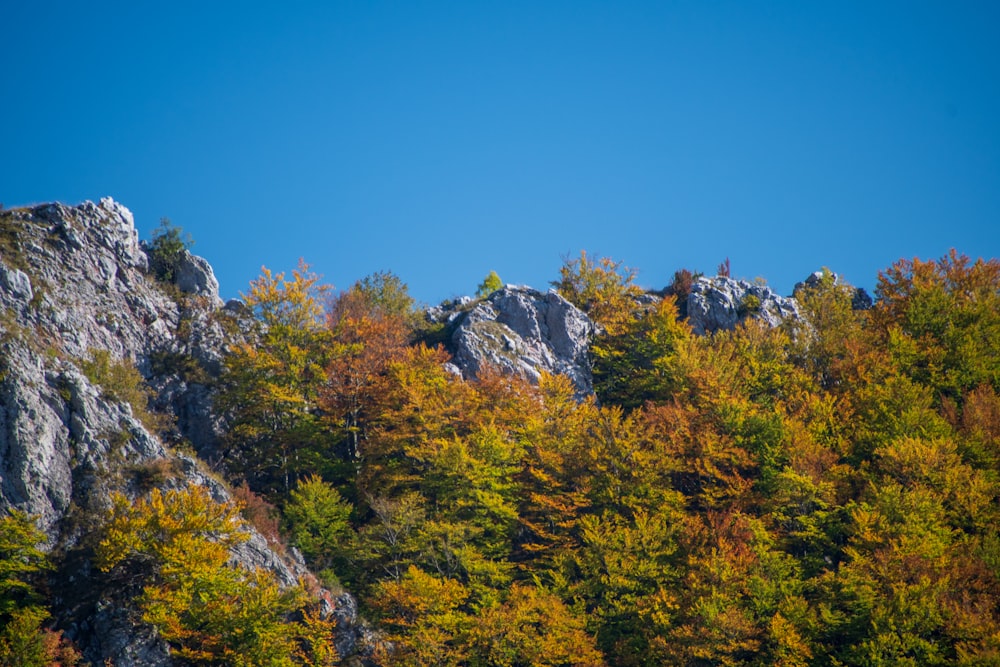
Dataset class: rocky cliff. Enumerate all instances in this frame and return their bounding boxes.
[0,199,364,665]
[430,286,596,395]
[685,276,802,335]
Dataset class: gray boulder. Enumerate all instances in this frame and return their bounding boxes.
[687,276,801,335]
[0,265,32,302]
[175,249,221,302]
[448,286,596,395]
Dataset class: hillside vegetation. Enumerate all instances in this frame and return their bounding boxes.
[212,250,1000,665]
[2,204,999,666]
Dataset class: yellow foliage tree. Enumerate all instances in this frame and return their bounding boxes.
[218,261,334,495]
[96,486,336,666]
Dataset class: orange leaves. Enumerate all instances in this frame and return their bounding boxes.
[874,250,1000,400]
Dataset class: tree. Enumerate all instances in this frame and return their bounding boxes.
[591,297,691,409]
[217,261,334,495]
[323,280,412,466]
[467,584,606,667]
[96,486,336,666]
[476,271,503,298]
[552,251,644,334]
[283,475,353,581]
[330,271,418,325]
[370,566,470,666]
[147,218,194,283]
[0,511,80,666]
[873,250,1000,402]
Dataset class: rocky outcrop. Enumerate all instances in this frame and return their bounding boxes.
[434,286,596,395]
[174,249,222,302]
[0,199,364,665]
[686,276,802,335]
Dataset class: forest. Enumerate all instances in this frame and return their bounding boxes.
[4,245,1000,666]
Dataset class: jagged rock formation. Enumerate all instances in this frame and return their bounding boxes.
[686,276,803,335]
[432,286,597,395]
[0,198,365,665]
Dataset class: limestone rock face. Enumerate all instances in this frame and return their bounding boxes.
[686,276,802,335]
[0,199,364,665]
[174,249,221,302]
[444,286,596,395]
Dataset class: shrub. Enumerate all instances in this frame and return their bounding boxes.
[146,218,192,283]
[232,482,284,551]
[79,350,169,433]
[739,293,762,316]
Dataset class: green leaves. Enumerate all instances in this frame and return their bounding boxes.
[0,512,80,666]
[147,217,193,283]
[0,511,47,618]
[284,475,352,575]
[476,271,503,299]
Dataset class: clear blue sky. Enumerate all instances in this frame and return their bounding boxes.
[3,1,998,305]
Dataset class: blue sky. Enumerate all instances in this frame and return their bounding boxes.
[3,1,998,305]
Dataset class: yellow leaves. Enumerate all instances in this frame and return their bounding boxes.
[470,584,605,667]
[97,487,246,573]
[553,251,644,334]
[97,486,338,665]
[245,260,329,333]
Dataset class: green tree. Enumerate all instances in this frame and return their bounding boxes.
[344,271,417,323]
[283,475,353,581]
[0,511,80,666]
[476,271,503,298]
[591,297,691,409]
[147,218,193,283]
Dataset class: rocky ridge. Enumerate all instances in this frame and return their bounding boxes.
[432,273,868,396]
[685,276,803,335]
[0,199,365,665]
[430,286,597,395]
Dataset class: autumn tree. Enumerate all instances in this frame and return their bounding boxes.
[873,250,1000,401]
[0,511,80,666]
[217,261,333,495]
[322,273,415,466]
[465,584,605,667]
[790,267,868,390]
[96,486,337,666]
[552,251,644,334]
